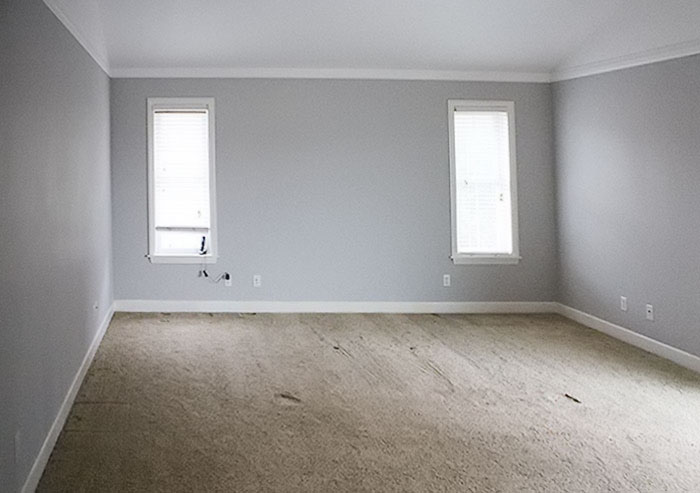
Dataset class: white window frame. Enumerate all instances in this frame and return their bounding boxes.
[448,99,520,265]
[147,97,217,264]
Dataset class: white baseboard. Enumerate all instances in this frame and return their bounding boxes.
[21,303,115,493]
[555,303,700,374]
[114,299,557,314]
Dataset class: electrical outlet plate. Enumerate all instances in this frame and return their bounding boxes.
[646,304,654,321]
[620,296,627,312]
[224,278,232,287]
[443,274,451,287]
[253,274,262,288]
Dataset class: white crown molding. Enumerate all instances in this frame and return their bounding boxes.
[114,299,557,314]
[108,66,552,83]
[555,304,700,374]
[42,0,110,75]
[21,304,115,493]
[551,38,700,82]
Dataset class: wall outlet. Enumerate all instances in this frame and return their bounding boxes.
[443,274,451,287]
[620,296,627,312]
[253,274,262,288]
[224,275,232,287]
[646,304,654,321]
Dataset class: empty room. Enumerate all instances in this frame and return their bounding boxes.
[2,0,700,491]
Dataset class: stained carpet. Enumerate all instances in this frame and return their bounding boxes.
[38,313,700,492]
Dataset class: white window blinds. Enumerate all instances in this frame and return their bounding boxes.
[148,98,216,262]
[449,101,518,263]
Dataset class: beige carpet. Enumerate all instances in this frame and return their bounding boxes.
[38,313,700,492]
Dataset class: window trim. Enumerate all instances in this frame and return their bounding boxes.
[448,99,520,265]
[147,97,218,264]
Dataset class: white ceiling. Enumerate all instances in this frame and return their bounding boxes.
[43,0,700,81]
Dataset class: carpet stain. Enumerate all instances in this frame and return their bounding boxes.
[564,393,582,404]
[275,392,302,404]
[332,344,352,358]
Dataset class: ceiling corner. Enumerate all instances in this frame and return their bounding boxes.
[42,0,111,76]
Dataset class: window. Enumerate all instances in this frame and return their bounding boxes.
[147,98,217,263]
[448,100,519,264]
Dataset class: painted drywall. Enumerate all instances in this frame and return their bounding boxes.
[0,0,113,489]
[553,54,700,356]
[111,78,556,303]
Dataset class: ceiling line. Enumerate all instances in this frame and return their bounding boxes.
[108,66,552,83]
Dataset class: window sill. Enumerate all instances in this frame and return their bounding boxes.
[451,255,521,265]
[148,254,218,264]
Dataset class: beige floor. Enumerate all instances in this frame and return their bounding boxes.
[38,313,700,492]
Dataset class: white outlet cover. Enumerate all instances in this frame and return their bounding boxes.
[443,274,451,287]
[646,304,654,321]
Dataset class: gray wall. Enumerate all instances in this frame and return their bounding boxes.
[0,0,113,490]
[554,55,700,356]
[111,79,556,302]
